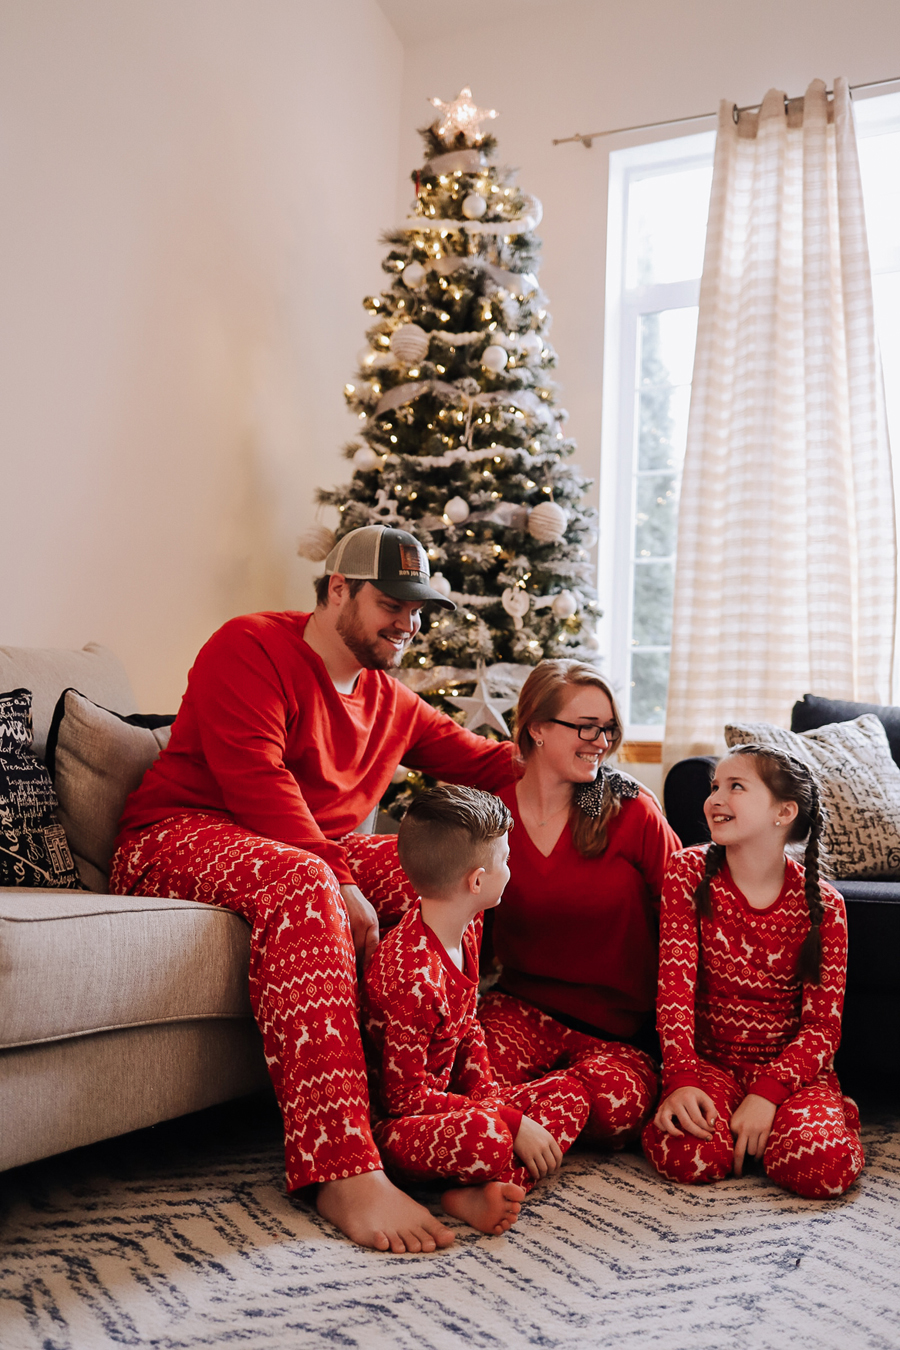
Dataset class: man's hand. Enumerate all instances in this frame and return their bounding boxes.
[730,1093,777,1176]
[340,884,380,965]
[654,1086,718,1140]
[513,1115,563,1180]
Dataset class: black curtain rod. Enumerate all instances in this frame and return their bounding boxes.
[552,75,900,147]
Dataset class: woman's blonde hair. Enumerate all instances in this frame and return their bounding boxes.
[515,660,625,858]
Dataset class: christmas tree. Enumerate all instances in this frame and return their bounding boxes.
[301,87,600,757]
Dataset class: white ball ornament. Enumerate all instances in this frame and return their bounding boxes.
[519,332,543,359]
[443,496,470,524]
[390,323,429,364]
[527,500,568,544]
[551,589,578,619]
[297,525,336,562]
[403,261,426,287]
[392,763,410,785]
[353,444,382,472]
[429,572,452,598]
[481,344,508,373]
[462,192,487,219]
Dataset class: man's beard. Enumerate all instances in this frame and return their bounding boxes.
[336,601,408,670]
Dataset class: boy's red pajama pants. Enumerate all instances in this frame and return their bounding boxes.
[641,1060,864,1198]
[111,812,421,1192]
[374,1073,591,1193]
[478,990,659,1146]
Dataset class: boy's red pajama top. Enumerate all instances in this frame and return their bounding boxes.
[116,611,515,881]
[656,847,847,1104]
[362,906,523,1137]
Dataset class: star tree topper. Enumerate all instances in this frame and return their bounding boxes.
[429,87,498,147]
[447,663,515,738]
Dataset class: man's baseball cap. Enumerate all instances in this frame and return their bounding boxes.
[323,525,456,610]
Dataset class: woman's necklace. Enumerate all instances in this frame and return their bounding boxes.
[521,795,570,828]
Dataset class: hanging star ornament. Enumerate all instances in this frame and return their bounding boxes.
[429,87,498,147]
[447,663,515,737]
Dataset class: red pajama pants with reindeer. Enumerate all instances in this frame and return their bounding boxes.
[110,812,423,1192]
[478,990,659,1147]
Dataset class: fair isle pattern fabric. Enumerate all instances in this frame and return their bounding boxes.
[110,816,419,1191]
[0,1095,898,1350]
[478,990,659,1146]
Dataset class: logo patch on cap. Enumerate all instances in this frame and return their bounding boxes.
[398,542,427,577]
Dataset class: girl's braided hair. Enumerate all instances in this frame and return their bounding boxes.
[693,744,826,984]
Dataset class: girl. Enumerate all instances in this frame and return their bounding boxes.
[478,660,681,1148]
[642,745,864,1198]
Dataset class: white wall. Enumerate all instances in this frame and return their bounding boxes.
[0,0,402,709]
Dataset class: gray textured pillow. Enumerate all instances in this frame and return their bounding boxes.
[724,714,900,880]
[49,691,173,888]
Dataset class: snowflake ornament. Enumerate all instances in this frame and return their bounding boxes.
[429,87,498,146]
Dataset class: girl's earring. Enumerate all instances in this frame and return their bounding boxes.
[535,739,544,747]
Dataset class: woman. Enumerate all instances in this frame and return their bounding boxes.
[478,659,681,1146]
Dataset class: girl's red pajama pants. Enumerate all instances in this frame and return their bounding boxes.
[641,1060,864,1198]
[375,1073,591,1193]
[111,812,421,1192]
[478,990,659,1146]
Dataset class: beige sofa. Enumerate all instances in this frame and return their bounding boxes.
[0,643,272,1173]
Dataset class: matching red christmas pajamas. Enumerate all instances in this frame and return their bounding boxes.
[641,847,864,1198]
[362,906,591,1191]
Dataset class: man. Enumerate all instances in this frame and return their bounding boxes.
[111,525,516,1253]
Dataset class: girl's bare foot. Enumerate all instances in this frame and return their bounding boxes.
[441,1181,526,1235]
[316,1171,455,1253]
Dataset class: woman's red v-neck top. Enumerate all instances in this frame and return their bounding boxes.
[491,782,681,1038]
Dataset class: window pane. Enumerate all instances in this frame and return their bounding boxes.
[638,384,692,470]
[635,473,679,557]
[640,308,699,387]
[629,650,669,725]
[873,272,900,454]
[632,561,674,645]
[625,165,713,287]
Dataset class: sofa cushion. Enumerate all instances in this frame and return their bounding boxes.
[0,891,253,1049]
[724,714,900,880]
[0,690,81,890]
[46,690,174,890]
[792,693,900,767]
[0,643,137,760]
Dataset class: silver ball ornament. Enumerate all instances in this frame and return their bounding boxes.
[481,344,508,373]
[551,589,578,619]
[429,572,452,598]
[390,323,429,364]
[403,261,426,287]
[527,500,568,544]
[461,192,487,219]
[443,496,470,524]
[353,445,382,472]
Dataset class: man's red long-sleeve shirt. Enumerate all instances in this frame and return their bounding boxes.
[116,611,516,885]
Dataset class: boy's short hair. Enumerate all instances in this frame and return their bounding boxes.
[397,785,512,896]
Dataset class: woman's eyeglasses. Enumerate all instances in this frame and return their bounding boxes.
[548,719,618,743]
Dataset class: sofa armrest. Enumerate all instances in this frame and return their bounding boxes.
[663,756,715,848]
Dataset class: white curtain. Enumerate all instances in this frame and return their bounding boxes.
[664,77,896,771]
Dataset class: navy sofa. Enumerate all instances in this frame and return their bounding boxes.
[663,694,900,1096]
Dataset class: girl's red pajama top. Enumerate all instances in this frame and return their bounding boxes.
[490,783,681,1038]
[657,847,848,1105]
[116,611,516,886]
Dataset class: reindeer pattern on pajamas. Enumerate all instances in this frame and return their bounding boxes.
[362,905,590,1191]
[641,847,864,1198]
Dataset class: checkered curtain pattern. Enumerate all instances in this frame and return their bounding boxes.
[663,78,896,772]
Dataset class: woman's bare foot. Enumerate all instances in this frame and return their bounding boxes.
[441,1181,526,1235]
[316,1170,455,1253]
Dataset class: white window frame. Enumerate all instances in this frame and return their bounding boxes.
[597,125,715,739]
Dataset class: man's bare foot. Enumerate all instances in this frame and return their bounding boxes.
[441,1181,526,1235]
[316,1170,455,1253]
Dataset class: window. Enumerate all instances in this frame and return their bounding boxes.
[599,87,900,735]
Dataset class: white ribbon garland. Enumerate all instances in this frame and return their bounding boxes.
[399,193,543,238]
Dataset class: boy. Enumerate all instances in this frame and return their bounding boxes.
[361,785,591,1235]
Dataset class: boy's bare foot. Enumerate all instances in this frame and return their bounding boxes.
[316,1170,455,1253]
[441,1181,526,1235]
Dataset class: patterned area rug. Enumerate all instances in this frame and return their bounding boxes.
[1,1092,898,1350]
